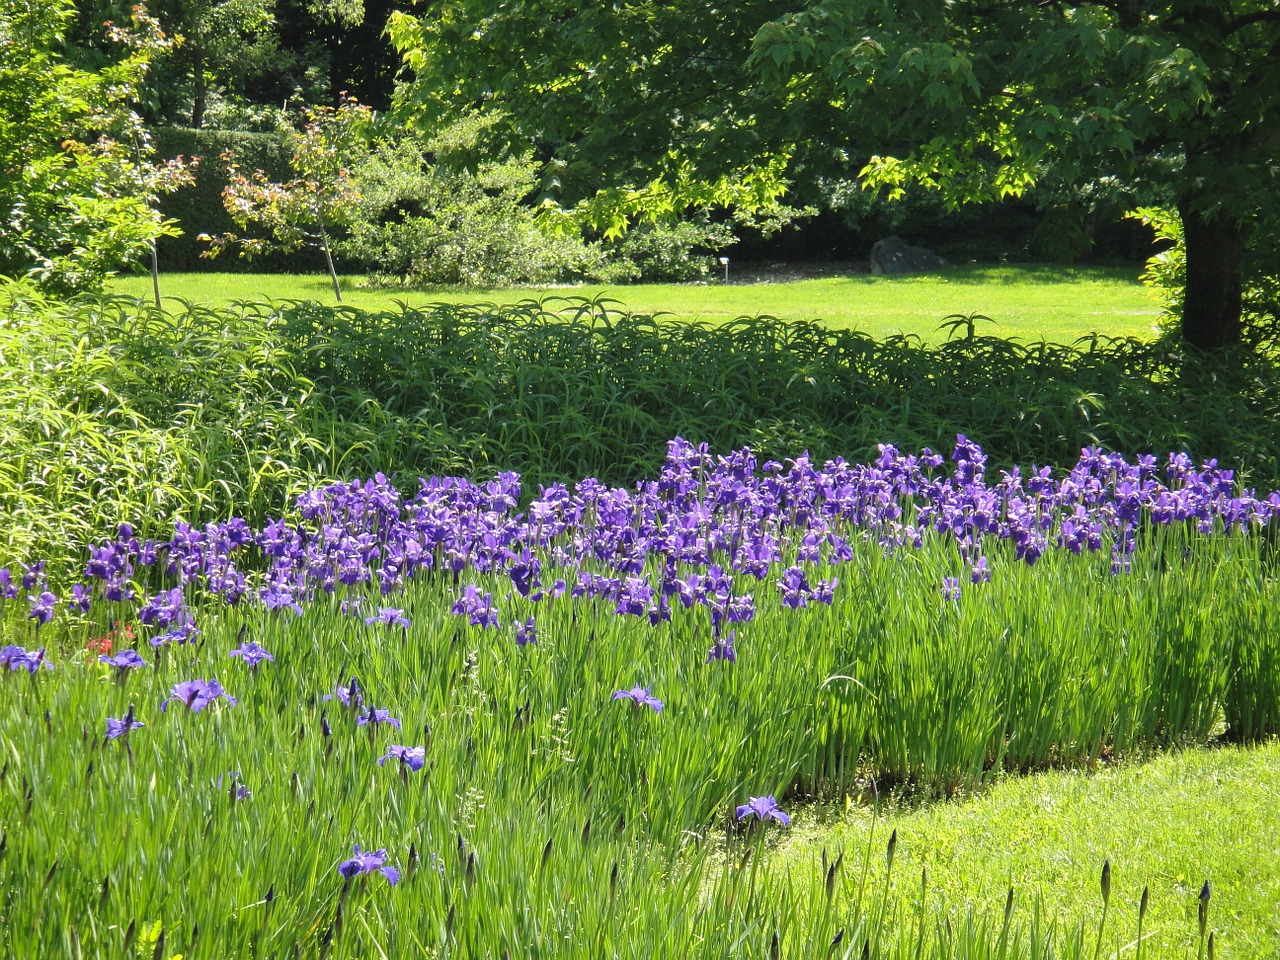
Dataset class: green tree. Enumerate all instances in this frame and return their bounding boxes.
[750,0,1279,351]
[202,96,370,300]
[0,0,195,294]
[391,0,1280,351]
[113,0,366,129]
[387,1,803,237]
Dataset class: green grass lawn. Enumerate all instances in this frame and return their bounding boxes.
[108,263,1162,345]
[777,741,1280,958]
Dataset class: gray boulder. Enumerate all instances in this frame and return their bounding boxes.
[869,236,950,275]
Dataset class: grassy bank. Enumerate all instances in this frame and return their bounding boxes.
[779,741,1280,958]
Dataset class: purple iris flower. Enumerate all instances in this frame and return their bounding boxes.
[942,577,961,602]
[777,567,811,609]
[612,685,663,713]
[365,607,411,629]
[100,649,148,671]
[707,629,736,663]
[260,585,304,616]
[357,706,401,729]
[736,795,790,826]
[28,591,56,626]
[214,771,251,800]
[337,845,400,885]
[323,678,364,708]
[970,557,991,584]
[149,623,200,647]
[161,679,237,712]
[229,641,275,667]
[451,585,500,628]
[515,617,538,646]
[106,715,146,740]
[2,645,51,673]
[377,744,426,772]
[67,583,92,614]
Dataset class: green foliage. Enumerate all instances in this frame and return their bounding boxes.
[389,0,1277,344]
[0,1,194,294]
[152,126,309,271]
[337,118,751,287]
[1128,207,1185,330]
[595,217,739,283]
[201,97,373,299]
[387,2,800,232]
[749,0,1279,347]
[338,128,597,288]
[141,0,364,128]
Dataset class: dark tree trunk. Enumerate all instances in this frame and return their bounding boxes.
[191,37,206,129]
[1179,203,1244,351]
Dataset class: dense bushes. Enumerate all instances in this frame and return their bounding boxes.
[4,284,1280,574]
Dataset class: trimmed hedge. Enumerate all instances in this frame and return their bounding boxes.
[151,127,317,273]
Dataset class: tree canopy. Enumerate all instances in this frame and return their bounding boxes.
[390,0,1280,349]
[1,0,194,292]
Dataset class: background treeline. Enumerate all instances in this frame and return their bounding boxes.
[56,0,1156,284]
[154,120,1157,276]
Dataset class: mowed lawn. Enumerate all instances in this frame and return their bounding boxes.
[108,264,1161,345]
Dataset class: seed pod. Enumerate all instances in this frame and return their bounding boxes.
[1139,885,1149,923]
[1100,859,1111,906]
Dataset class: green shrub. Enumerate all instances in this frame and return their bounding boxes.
[593,216,738,282]
[338,134,599,288]
[5,286,1280,578]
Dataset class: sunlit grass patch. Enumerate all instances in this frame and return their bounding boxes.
[107,263,1160,344]
[775,741,1280,958]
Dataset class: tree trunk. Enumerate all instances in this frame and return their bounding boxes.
[191,36,206,129]
[318,222,342,303]
[150,240,162,309]
[1179,203,1244,351]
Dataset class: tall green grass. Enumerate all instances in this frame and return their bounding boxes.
[1,526,1267,956]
